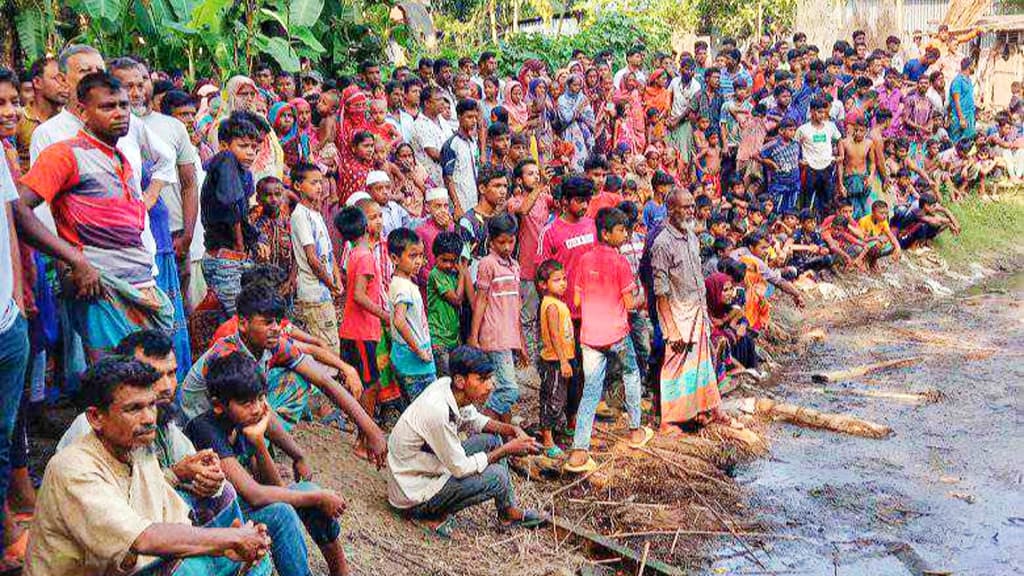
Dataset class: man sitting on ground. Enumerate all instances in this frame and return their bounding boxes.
[385,345,547,537]
[26,356,271,576]
[56,330,240,523]
[181,283,387,466]
[186,353,351,576]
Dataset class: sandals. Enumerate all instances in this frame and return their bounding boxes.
[563,455,598,474]
[544,445,565,458]
[501,509,549,529]
[418,516,457,539]
[320,409,355,433]
[627,426,656,449]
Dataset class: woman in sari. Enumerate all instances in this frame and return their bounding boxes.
[336,130,376,206]
[269,101,307,169]
[614,71,647,153]
[518,59,546,92]
[291,97,319,153]
[556,74,595,172]
[503,81,530,134]
[704,260,759,378]
[386,142,430,217]
[644,69,672,117]
[527,78,555,162]
[585,65,613,155]
[212,75,285,183]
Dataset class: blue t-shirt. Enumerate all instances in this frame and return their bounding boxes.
[903,59,928,82]
[388,275,436,377]
[642,200,668,232]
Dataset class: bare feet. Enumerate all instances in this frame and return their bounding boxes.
[566,449,589,469]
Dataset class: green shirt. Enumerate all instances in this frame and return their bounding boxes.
[427,267,460,348]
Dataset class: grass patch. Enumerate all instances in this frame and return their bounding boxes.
[934,193,1024,265]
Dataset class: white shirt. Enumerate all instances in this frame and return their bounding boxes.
[440,131,479,213]
[411,113,453,186]
[669,76,701,119]
[138,111,198,233]
[796,121,842,170]
[926,86,947,117]
[397,109,419,143]
[290,203,335,303]
[614,66,647,91]
[385,377,491,509]
[0,157,21,333]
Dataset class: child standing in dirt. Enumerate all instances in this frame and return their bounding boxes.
[564,207,653,474]
[536,259,575,458]
[427,232,469,377]
[336,204,388,460]
[469,213,526,423]
[837,118,875,219]
[388,227,436,401]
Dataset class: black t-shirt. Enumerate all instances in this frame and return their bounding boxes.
[201,151,258,252]
[184,410,254,468]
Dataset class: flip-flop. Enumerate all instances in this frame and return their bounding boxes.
[563,456,598,474]
[417,516,456,539]
[501,509,549,529]
[544,445,565,458]
[3,528,29,562]
[627,426,656,449]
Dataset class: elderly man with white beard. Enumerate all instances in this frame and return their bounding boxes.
[649,188,726,433]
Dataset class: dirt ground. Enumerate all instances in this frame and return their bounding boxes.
[292,388,769,576]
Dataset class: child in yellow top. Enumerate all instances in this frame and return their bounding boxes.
[536,259,575,458]
[858,199,902,271]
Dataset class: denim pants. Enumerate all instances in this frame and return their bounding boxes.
[408,433,516,518]
[574,337,642,451]
[202,254,253,317]
[0,314,28,548]
[137,483,271,576]
[519,280,540,363]
[242,481,341,576]
[484,350,519,415]
[396,371,436,403]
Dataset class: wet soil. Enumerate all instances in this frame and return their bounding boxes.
[711,272,1024,575]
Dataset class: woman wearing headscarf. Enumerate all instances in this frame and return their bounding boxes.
[336,85,372,152]
[644,69,672,116]
[614,71,647,153]
[556,74,595,172]
[211,75,285,183]
[527,78,555,162]
[518,59,546,92]
[290,97,319,153]
[502,80,530,134]
[269,101,309,169]
[386,142,431,218]
[704,260,759,376]
[587,64,615,155]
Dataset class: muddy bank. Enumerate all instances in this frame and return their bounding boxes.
[710,271,1024,574]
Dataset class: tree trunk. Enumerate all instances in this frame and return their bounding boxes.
[489,0,498,43]
[513,0,520,33]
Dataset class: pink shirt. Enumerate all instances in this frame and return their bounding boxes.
[538,216,596,319]
[339,245,383,342]
[585,191,625,220]
[575,244,636,348]
[475,253,522,351]
[506,191,555,280]
[415,217,455,284]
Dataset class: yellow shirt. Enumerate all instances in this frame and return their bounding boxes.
[859,214,890,238]
[539,295,574,362]
[25,431,192,576]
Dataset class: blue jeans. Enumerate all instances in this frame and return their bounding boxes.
[407,433,516,518]
[396,371,436,402]
[574,337,642,451]
[0,314,28,547]
[242,481,341,576]
[484,350,518,415]
[137,483,271,576]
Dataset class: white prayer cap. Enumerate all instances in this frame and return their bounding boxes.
[425,187,448,203]
[345,191,372,207]
[366,170,390,186]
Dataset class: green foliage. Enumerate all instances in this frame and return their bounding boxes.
[475,11,671,77]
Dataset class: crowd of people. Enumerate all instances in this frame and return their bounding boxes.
[0,21,1020,575]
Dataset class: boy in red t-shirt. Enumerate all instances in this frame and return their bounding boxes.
[564,207,653,473]
[538,176,596,432]
[335,204,388,460]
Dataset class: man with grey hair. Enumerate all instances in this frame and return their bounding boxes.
[649,187,724,432]
[109,58,198,270]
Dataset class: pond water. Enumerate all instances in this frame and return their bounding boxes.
[713,272,1024,575]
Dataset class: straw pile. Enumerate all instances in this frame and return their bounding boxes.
[944,0,992,30]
